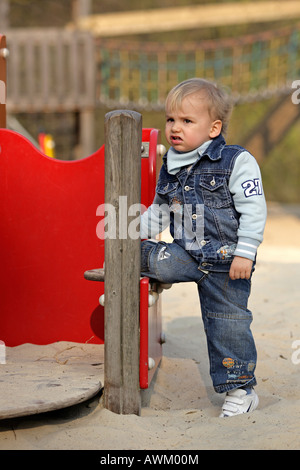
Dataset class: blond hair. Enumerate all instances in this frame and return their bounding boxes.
[165,78,233,135]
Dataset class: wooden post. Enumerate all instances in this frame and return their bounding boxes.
[104,110,142,415]
[78,108,95,158]
[0,1,9,31]
[0,35,7,128]
[72,0,92,23]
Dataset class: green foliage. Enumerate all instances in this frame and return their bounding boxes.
[260,123,300,203]
[228,99,300,203]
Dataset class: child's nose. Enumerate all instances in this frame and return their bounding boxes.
[171,121,180,132]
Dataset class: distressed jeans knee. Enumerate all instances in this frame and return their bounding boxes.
[141,240,204,284]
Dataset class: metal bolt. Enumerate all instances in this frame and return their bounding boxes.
[148,357,155,370]
[159,332,166,345]
[157,144,166,157]
[0,48,9,59]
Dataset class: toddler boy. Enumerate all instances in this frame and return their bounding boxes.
[141,78,267,417]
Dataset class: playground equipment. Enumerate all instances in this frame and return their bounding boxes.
[0,34,166,415]
[96,23,300,110]
[0,116,164,417]
[3,18,300,160]
[5,28,96,158]
[1,4,300,413]
[7,22,300,113]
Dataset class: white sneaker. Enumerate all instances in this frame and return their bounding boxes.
[219,388,259,417]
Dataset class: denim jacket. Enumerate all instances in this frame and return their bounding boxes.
[141,134,267,272]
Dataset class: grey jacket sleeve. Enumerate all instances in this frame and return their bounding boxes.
[229,151,267,261]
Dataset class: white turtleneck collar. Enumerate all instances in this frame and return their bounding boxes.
[167,140,212,175]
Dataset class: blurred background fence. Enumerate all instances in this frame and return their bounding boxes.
[5,23,300,113]
[96,24,300,109]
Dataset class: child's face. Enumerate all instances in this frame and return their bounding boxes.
[165,92,221,152]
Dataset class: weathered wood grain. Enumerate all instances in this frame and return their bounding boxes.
[104,110,142,415]
[0,342,104,420]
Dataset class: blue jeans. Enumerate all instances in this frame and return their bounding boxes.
[141,240,257,393]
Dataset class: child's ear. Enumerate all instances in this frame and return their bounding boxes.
[209,120,222,138]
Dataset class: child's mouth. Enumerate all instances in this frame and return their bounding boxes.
[171,136,182,143]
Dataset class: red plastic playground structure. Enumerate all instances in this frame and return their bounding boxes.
[0,33,165,416]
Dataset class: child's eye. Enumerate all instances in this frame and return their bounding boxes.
[184,119,192,123]
[166,117,174,123]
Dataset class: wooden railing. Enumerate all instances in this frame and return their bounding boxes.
[5,28,95,113]
[2,29,96,155]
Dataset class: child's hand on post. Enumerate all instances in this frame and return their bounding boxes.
[229,256,253,280]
